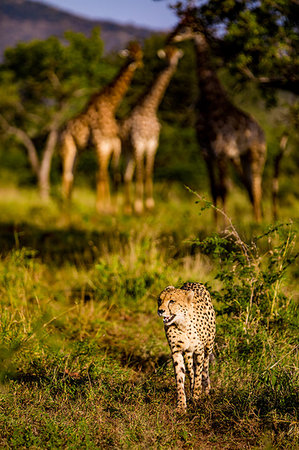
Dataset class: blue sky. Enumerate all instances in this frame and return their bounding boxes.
[31,0,178,30]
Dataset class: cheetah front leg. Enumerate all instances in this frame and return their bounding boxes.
[184,351,195,395]
[193,348,204,400]
[172,351,187,413]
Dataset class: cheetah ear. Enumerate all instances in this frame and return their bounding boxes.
[186,290,194,303]
[165,285,175,290]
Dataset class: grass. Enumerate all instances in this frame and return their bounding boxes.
[0,181,298,449]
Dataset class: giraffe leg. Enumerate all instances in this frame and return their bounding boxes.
[252,172,263,222]
[134,145,145,214]
[95,143,112,213]
[111,137,122,191]
[145,142,157,211]
[124,156,135,214]
[61,133,77,201]
[251,147,265,222]
[241,150,264,223]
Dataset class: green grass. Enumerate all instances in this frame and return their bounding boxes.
[0,182,298,449]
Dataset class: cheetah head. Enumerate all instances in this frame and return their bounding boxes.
[157,286,194,327]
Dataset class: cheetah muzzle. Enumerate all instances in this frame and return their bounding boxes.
[162,314,176,325]
[158,282,216,413]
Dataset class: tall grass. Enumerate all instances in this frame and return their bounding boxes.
[0,183,298,448]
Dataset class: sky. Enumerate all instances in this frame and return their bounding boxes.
[31,0,178,30]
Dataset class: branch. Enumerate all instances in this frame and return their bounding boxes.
[262,345,299,374]
[0,114,40,175]
[185,186,252,265]
[42,91,87,134]
[241,67,299,95]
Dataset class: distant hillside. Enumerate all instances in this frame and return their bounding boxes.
[0,0,158,57]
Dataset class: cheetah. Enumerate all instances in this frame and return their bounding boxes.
[157,282,216,413]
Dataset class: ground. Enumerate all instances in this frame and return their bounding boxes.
[0,182,298,448]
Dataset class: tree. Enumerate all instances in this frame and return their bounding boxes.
[0,28,117,198]
[170,1,298,97]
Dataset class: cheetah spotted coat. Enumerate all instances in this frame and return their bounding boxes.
[158,282,216,413]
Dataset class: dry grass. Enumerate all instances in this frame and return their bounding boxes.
[0,183,298,448]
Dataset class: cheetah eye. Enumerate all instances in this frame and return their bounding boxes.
[169,300,175,305]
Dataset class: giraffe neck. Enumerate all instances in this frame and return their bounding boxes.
[99,61,138,111]
[140,63,178,114]
[193,34,228,105]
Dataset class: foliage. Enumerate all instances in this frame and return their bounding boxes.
[191,190,298,325]
[196,223,297,323]
[173,0,299,97]
[1,27,110,112]
[0,28,118,196]
[0,20,298,197]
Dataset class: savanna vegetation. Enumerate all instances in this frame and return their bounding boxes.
[0,0,298,448]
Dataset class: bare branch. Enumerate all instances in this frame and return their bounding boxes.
[0,113,40,175]
[186,186,252,265]
[240,66,299,95]
[262,345,299,374]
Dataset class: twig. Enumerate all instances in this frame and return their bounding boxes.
[26,305,78,342]
[262,345,299,374]
[186,186,251,265]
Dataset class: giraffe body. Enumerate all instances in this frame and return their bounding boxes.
[61,42,143,212]
[170,15,266,222]
[120,46,183,214]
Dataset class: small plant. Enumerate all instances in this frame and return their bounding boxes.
[189,189,298,330]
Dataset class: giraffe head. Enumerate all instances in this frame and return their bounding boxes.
[119,41,143,68]
[167,8,207,46]
[157,46,184,66]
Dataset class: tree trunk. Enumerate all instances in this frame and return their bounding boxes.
[38,128,58,199]
[0,114,61,199]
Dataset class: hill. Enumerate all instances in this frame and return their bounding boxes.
[0,0,157,56]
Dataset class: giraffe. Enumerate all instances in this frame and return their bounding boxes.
[168,12,267,222]
[60,42,143,212]
[120,46,183,214]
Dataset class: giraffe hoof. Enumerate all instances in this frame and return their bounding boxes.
[145,198,155,210]
[134,200,144,215]
[124,205,133,215]
[96,205,114,215]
